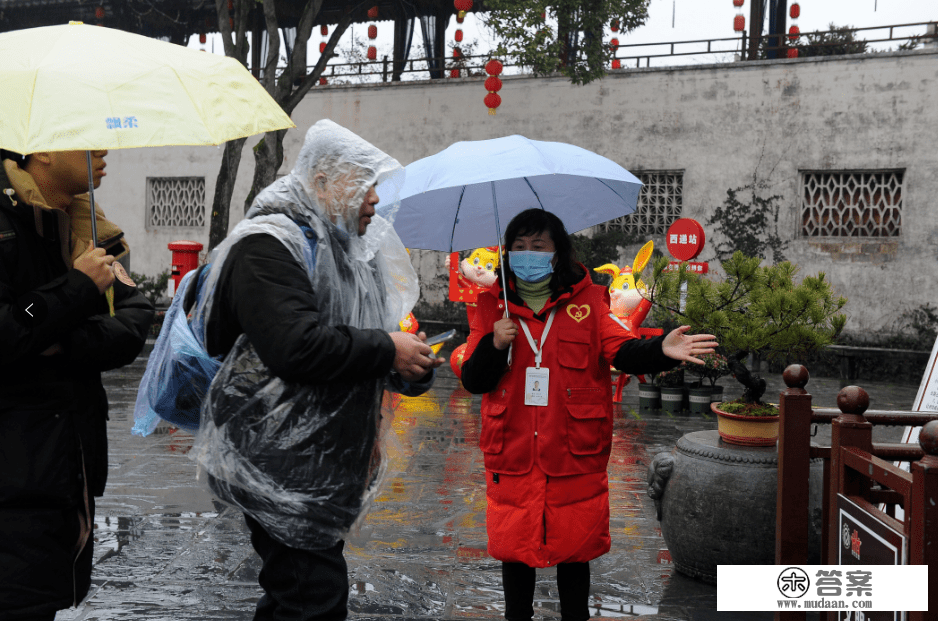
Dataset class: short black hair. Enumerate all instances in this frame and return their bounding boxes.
[501,208,584,292]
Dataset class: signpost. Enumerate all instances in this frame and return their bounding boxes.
[836,495,905,621]
[665,218,708,312]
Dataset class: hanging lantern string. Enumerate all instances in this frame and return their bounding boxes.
[484,58,503,115]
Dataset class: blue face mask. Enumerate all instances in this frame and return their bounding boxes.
[509,251,555,283]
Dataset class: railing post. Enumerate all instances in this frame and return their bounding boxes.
[383,55,389,82]
[909,420,938,569]
[775,365,812,621]
[827,386,873,565]
[776,365,813,564]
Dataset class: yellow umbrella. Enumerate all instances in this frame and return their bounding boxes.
[0,22,294,153]
[0,22,295,313]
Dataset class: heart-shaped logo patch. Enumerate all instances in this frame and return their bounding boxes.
[566,304,591,323]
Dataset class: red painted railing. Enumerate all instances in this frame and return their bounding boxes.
[775,364,937,621]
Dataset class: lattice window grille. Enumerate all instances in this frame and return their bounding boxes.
[801,170,902,238]
[147,177,206,228]
[596,171,684,235]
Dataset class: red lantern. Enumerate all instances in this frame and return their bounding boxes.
[612,59,621,69]
[733,0,744,6]
[320,77,328,85]
[733,14,745,32]
[367,6,379,19]
[453,47,462,59]
[455,29,463,43]
[610,37,619,49]
[611,19,619,32]
[367,46,377,60]
[456,14,464,24]
[485,58,503,76]
[787,48,799,58]
[451,69,461,78]
[484,92,501,115]
[790,3,800,19]
[368,25,378,39]
[199,33,207,44]
[485,76,502,92]
[95,6,105,19]
[788,25,800,40]
[321,25,328,36]
[320,41,327,54]
[454,0,473,11]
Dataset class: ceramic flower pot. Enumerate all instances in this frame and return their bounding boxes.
[712,402,780,447]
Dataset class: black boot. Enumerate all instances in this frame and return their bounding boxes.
[557,562,591,621]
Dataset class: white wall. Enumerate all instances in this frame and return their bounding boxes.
[95,48,938,335]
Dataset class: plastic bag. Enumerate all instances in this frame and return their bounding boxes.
[132,270,220,436]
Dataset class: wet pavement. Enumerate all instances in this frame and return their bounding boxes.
[54,346,921,621]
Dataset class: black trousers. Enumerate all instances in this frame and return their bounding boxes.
[244,514,349,621]
[502,561,591,621]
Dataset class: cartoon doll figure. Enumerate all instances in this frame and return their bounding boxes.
[447,246,500,326]
[594,240,654,334]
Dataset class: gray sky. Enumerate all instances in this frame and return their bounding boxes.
[190,1,935,72]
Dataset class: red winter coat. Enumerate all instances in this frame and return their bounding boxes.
[461,269,677,567]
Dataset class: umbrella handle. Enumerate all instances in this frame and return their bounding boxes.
[85,151,98,249]
[491,182,510,320]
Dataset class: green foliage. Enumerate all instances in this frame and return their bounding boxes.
[707,184,788,265]
[649,251,847,402]
[480,0,650,84]
[797,23,869,57]
[130,269,171,307]
[655,365,684,388]
[688,353,731,387]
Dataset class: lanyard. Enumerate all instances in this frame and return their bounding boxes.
[518,308,557,369]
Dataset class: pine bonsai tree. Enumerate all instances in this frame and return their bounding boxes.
[648,251,847,411]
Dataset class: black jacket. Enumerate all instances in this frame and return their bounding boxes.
[0,162,154,617]
[199,228,431,550]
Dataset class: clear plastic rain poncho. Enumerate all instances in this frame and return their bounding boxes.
[188,119,419,550]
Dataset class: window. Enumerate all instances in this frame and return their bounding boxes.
[147,177,206,228]
[801,170,902,237]
[596,171,683,235]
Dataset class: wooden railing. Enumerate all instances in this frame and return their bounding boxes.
[774,364,937,621]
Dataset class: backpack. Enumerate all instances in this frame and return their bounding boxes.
[131,224,318,436]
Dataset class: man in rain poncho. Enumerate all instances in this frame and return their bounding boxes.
[188,120,441,620]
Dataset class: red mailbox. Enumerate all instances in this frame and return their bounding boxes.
[168,240,204,295]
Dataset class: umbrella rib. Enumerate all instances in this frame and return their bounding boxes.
[595,177,632,206]
[523,177,546,210]
[449,185,468,252]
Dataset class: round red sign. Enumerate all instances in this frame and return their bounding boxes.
[666,218,706,261]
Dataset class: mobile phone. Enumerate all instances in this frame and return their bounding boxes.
[425,329,457,346]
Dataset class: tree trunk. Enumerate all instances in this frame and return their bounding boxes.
[728,351,767,404]
[208,137,248,251]
[244,129,286,215]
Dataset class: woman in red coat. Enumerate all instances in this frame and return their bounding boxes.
[461,209,717,621]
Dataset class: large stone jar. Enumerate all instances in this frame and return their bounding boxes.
[648,430,823,583]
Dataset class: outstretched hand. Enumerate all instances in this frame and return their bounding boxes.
[661,325,718,365]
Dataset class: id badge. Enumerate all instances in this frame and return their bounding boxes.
[524,367,549,406]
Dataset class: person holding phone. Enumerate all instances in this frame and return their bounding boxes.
[460,208,717,621]
[189,120,442,621]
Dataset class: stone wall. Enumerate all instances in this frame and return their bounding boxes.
[96,48,938,335]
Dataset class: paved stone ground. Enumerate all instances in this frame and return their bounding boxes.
[53,346,920,621]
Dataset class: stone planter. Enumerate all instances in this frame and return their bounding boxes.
[638,384,661,413]
[709,385,724,404]
[713,403,780,447]
[659,386,685,414]
[648,430,823,583]
[687,385,713,414]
